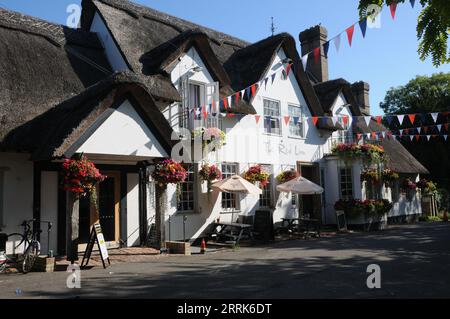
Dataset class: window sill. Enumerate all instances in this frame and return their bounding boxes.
[288,135,305,140]
[262,132,282,138]
[175,211,200,216]
[220,210,241,215]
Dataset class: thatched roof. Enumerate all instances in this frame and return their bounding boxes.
[2,71,176,160]
[80,0,328,118]
[313,79,362,116]
[352,118,429,174]
[0,7,179,155]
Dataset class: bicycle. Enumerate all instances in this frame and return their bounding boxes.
[3,219,42,274]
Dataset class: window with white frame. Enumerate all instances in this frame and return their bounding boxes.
[259,165,273,208]
[221,163,239,211]
[263,99,281,135]
[288,104,304,138]
[339,167,353,200]
[177,164,196,213]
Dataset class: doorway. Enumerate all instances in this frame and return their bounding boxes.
[79,172,121,250]
[297,162,322,222]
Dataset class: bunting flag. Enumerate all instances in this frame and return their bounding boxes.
[359,18,367,38]
[346,25,355,47]
[445,135,448,141]
[313,47,321,64]
[235,92,240,105]
[364,116,372,127]
[437,124,442,132]
[312,117,319,126]
[342,116,349,127]
[285,64,292,76]
[386,116,394,126]
[334,34,341,52]
[410,0,415,8]
[301,53,309,70]
[202,105,208,119]
[293,117,300,125]
[284,116,291,126]
[332,116,339,126]
[255,115,261,124]
[426,135,431,141]
[356,133,362,141]
[390,2,398,19]
[408,114,416,125]
[397,115,405,125]
[323,41,330,58]
[431,113,439,123]
[271,73,276,84]
[375,116,382,125]
[264,77,269,90]
[251,84,257,97]
[227,112,236,118]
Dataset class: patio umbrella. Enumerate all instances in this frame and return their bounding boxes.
[212,175,262,224]
[212,175,262,195]
[276,176,324,195]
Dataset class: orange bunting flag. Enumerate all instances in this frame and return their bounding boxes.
[346,25,355,47]
[343,116,349,126]
[444,123,449,131]
[286,63,293,76]
[356,133,362,141]
[251,84,257,97]
[390,2,398,19]
[223,98,228,110]
[227,113,235,118]
[235,92,240,104]
[415,135,420,142]
[313,47,320,64]
[255,115,261,124]
[284,116,291,126]
[375,116,382,125]
[202,105,208,119]
[312,117,319,126]
[408,114,416,125]
[371,132,377,139]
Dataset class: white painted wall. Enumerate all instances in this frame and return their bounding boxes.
[0,153,34,254]
[126,173,140,247]
[77,99,168,158]
[90,12,128,71]
[40,171,58,255]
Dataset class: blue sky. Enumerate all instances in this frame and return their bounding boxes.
[1,0,449,115]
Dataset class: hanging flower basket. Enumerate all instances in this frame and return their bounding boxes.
[381,169,399,187]
[61,155,106,199]
[152,159,187,188]
[417,179,437,195]
[193,127,226,151]
[334,199,393,219]
[401,178,417,192]
[199,163,222,190]
[360,169,381,184]
[276,170,299,184]
[332,143,385,166]
[243,165,270,188]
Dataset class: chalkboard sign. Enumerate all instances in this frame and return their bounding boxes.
[336,211,347,232]
[81,223,111,269]
[253,210,274,241]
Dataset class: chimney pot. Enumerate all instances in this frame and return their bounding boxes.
[299,25,329,83]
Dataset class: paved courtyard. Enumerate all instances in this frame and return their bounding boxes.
[1,222,449,299]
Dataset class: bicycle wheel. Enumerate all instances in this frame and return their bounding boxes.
[22,241,40,274]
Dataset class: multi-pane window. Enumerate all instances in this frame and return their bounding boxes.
[263,99,281,135]
[288,105,304,137]
[177,164,195,212]
[221,163,239,210]
[259,165,273,208]
[339,167,353,200]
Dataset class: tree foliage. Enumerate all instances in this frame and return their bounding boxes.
[380,73,450,190]
[358,0,450,67]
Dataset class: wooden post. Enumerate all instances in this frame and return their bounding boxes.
[155,185,167,250]
[66,192,79,263]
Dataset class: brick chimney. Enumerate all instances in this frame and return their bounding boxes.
[299,25,329,83]
[351,81,371,115]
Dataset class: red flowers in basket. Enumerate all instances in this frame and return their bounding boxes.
[62,155,106,196]
[199,164,222,183]
[152,159,187,187]
[243,165,270,188]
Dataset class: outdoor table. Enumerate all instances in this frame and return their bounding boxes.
[210,222,253,245]
[279,218,321,238]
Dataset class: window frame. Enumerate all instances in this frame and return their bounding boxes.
[177,164,198,214]
[221,163,240,212]
[338,166,354,200]
[259,164,273,209]
[263,98,282,136]
[287,104,305,138]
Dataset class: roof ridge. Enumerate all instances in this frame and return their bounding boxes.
[95,0,249,48]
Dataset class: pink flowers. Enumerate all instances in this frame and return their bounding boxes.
[199,164,222,183]
[276,170,299,184]
[243,165,270,188]
[152,159,187,187]
[62,156,106,196]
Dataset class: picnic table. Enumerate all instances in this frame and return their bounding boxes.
[209,222,253,246]
[279,217,321,238]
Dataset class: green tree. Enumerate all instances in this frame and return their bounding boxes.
[380,73,450,190]
[358,0,450,66]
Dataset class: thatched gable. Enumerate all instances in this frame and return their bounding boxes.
[314,79,363,116]
[3,71,176,160]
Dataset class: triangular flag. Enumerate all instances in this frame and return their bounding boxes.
[227,96,232,109]
[202,105,208,119]
[444,123,449,131]
[364,116,371,127]
[222,98,228,110]
[342,116,349,127]
[366,133,371,139]
[397,115,405,125]
[235,92,240,105]
[444,135,448,141]
[410,0,415,8]
[332,116,339,126]
[386,116,394,126]
[271,73,276,84]
[286,63,292,76]
[245,87,251,101]
[346,25,355,47]
[241,89,246,100]
[293,117,300,125]
[284,116,291,126]
[415,135,420,142]
[399,129,404,136]
[390,2,398,19]
[375,116,382,125]
[356,133,362,141]
[313,47,320,64]
[323,42,330,58]
[312,117,319,126]
[251,84,257,97]
[418,127,422,134]
[419,113,427,123]
[431,113,438,123]
[227,112,236,118]
[371,132,377,139]
[334,34,341,52]
[301,53,309,70]
[409,135,414,142]
[437,124,442,132]
[255,115,261,124]
[381,131,386,139]
[264,77,269,90]
[427,135,431,141]
[359,18,367,38]
[408,114,416,125]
